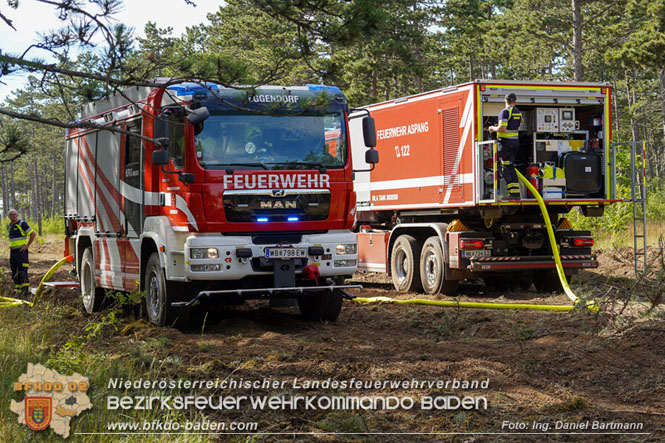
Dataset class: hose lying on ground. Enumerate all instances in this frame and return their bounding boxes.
[0,255,74,309]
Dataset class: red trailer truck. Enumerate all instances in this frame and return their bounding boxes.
[65,81,376,326]
[350,80,616,294]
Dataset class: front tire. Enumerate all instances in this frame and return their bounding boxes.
[298,290,343,322]
[80,247,105,313]
[391,235,422,293]
[144,253,188,327]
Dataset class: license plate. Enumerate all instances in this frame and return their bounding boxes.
[462,249,491,258]
[265,248,307,259]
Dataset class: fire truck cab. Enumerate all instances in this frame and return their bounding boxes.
[65,81,377,326]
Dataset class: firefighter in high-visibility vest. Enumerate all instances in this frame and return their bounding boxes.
[7,209,35,298]
[489,93,523,199]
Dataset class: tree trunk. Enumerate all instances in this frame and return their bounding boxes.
[572,0,584,81]
[10,161,16,212]
[52,151,57,218]
[371,72,378,100]
[488,6,496,79]
[612,73,620,135]
[641,106,653,178]
[658,69,665,176]
[625,70,639,143]
[32,158,42,235]
[1,164,7,217]
[29,158,36,220]
[468,55,474,82]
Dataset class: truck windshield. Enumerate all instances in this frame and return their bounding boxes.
[195,111,346,170]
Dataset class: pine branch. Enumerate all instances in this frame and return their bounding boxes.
[0,106,159,145]
[0,10,16,30]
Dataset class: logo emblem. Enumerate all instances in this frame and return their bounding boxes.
[11,363,92,438]
[272,189,286,197]
[25,397,52,431]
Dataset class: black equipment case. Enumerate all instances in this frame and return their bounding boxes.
[560,152,602,195]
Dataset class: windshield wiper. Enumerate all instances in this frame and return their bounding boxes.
[205,162,269,174]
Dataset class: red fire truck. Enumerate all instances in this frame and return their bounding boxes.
[65,81,377,326]
[350,80,616,294]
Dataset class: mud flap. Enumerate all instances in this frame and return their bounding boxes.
[270,259,297,307]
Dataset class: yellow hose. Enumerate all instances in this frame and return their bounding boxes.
[515,171,598,311]
[0,296,33,308]
[31,255,75,305]
[0,255,74,309]
[353,296,573,311]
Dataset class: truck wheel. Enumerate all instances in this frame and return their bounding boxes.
[419,236,459,296]
[420,237,442,294]
[533,271,561,293]
[298,290,343,322]
[391,235,422,293]
[80,247,105,313]
[144,253,188,327]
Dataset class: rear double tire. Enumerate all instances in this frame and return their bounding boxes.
[419,236,459,296]
[391,235,422,293]
[144,253,189,328]
[80,247,105,313]
[298,290,343,322]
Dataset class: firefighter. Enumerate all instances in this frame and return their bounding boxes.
[7,209,35,298]
[244,124,275,160]
[489,93,523,199]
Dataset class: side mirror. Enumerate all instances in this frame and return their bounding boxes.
[362,116,376,148]
[153,113,170,147]
[365,149,379,165]
[152,149,169,166]
[187,106,210,125]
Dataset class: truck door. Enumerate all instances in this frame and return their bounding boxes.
[119,120,143,291]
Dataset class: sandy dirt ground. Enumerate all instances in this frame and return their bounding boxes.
[4,237,664,441]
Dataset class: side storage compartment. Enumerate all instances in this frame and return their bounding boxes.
[357,231,390,273]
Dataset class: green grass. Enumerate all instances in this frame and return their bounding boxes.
[0,216,65,241]
[591,219,665,250]
[0,298,215,442]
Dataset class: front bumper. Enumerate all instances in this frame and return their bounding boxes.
[183,231,357,280]
[171,284,362,307]
[468,255,598,272]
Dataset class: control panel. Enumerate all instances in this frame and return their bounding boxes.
[536,108,559,132]
[559,108,576,132]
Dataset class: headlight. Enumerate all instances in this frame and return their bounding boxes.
[335,244,357,255]
[190,248,219,259]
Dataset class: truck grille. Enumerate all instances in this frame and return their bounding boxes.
[223,189,330,222]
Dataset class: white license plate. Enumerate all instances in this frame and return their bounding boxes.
[462,249,491,258]
[265,248,307,259]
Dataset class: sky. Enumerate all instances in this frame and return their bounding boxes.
[0,0,224,100]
